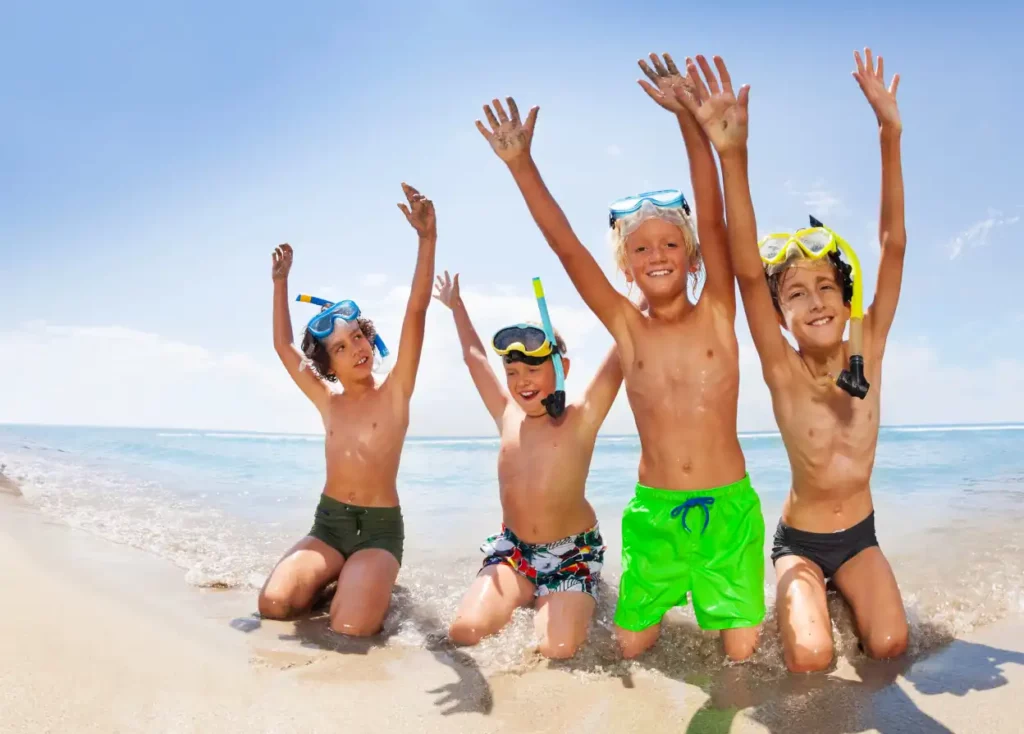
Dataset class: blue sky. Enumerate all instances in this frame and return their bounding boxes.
[2,1,1022,434]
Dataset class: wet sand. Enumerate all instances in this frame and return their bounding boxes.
[2,490,1023,734]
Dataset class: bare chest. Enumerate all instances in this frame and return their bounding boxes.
[323,393,407,464]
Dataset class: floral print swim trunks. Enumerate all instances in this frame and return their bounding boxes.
[480,523,606,599]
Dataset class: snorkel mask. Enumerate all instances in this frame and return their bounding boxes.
[608,189,698,250]
[757,217,868,399]
[296,294,390,358]
[490,277,567,418]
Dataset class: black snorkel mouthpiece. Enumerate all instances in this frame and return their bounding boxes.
[836,355,870,399]
[541,389,566,419]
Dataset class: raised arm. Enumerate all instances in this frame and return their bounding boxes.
[388,183,437,399]
[853,48,906,351]
[679,56,794,383]
[579,345,624,432]
[475,98,634,343]
[271,244,331,412]
[637,53,734,312]
[432,271,509,425]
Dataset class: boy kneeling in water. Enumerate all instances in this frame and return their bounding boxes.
[433,271,622,658]
[680,50,909,671]
[258,184,436,636]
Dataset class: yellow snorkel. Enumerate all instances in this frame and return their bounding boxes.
[809,215,869,399]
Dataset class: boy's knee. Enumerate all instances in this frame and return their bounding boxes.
[616,626,659,660]
[257,587,295,620]
[448,619,488,647]
[863,626,908,660]
[786,641,834,673]
[539,633,584,660]
[723,636,758,662]
[329,614,381,637]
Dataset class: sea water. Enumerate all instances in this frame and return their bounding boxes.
[2,423,1023,673]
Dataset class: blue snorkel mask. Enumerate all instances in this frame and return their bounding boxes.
[531,277,566,419]
[296,294,390,358]
[608,189,692,228]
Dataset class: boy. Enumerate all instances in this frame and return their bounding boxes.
[258,183,436,637]
[433,270,622,659]
[475,51,765,661]
[679,50,909,672]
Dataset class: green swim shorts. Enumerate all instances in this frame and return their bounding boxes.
[308,494,405,566]
[614,474,765,632]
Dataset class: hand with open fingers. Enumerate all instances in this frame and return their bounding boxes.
[398,183,437,237]
[853,48,901,132]
[476,97,539,163]
[637,52,697,115]
[675,55,750,155]
[272,243,293,281]
[432,270,461,310]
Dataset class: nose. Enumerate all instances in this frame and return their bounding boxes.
[808,290,825,310]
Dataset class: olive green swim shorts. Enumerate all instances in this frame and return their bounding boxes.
[614,473,765,631]
[308,494,405,565]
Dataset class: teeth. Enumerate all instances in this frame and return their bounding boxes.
[809,317,832,326]
[648,269,671,277]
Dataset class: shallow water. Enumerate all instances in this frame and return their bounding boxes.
[2,423,1023,674]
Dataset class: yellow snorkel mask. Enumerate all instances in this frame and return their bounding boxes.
[758,216,869,399]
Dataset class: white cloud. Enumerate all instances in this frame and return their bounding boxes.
[606,145,623,157]
[361,273,388,288]
[0,323,319,433]
[948,209,1020,260]
[2,305,1020,437]
[784,178,844,218]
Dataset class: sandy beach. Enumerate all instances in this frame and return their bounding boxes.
[3,487,1023,734]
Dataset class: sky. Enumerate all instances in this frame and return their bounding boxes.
[2,1,1023,436]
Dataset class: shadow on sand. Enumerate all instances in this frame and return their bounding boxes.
[229,583,494,716]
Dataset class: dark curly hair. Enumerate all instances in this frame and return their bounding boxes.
[766,250,854,315]
[300,317,379,382]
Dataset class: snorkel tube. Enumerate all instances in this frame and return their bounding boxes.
[532,277,567,418]
[809,216,869,399]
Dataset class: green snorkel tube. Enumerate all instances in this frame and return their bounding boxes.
[809,215,869,399]
[532,277,567,418]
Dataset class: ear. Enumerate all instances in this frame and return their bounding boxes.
[624,269,635,285]
[688,259,700,274]
[560,357,571,380]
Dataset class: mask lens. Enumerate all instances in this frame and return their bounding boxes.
[493,326,548,353]
[758,235,789,262]
[796,229,834,257]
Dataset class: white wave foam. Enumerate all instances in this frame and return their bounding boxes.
[888,424,1024,434]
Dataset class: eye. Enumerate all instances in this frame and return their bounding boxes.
[821,283,835,291]
[634,245,646,253]
[666,241,678,248]
[353,332,363,340]
[790,290,805,299]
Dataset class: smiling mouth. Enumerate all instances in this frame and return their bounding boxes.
[646,269,673,278]
[519,390,539,400]
[808,316,834,327]
[355,356,370,367]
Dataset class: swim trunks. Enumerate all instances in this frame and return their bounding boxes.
[771,511,878,579]
[308,494,404,565]
[615,474,766,632]
[480,523,606,599]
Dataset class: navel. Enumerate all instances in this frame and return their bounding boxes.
[808,428,815,438]
[637,360,645,370]
[706,349,714,359]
